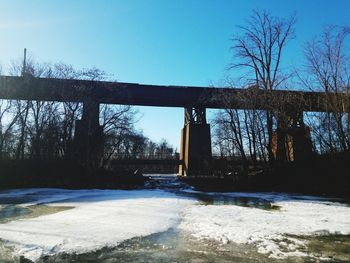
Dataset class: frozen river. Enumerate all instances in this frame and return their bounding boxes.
[0,174,349,262]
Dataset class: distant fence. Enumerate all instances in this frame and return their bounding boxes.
[109,153,262,165]
[110,153,179,160]
[0,151,264,166]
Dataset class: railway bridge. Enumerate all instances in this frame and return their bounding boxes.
[0,76,347,176]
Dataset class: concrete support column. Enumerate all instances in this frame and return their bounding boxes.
[74,99,103,169]
[179,107,212,176]
[273,110,313,162]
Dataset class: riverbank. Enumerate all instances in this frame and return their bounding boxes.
[0,152,349,199]
[0,160,146,190]
[183,152,350,199]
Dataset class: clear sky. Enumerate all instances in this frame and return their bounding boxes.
[0,0,349,149]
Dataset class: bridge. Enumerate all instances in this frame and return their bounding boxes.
[0,76,348,176]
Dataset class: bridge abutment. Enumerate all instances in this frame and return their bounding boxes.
[179,107,212,176]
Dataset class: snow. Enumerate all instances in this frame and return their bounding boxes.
[0,187,350,261]
[0,188,195,261]
[179,192,350,259]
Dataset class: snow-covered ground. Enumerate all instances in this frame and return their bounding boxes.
[179,192,350,258]
[0,188,195,261]
[0,184,349,261]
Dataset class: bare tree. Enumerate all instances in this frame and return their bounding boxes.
[1,54,168,168]
[0,100,18,159]
[304,26,350,153]
[100,104,137,164]
[5,55,140,163]
[229,10,296,163]
[50,63,83,158]
[155,139,174,157]
[213,86,269,172]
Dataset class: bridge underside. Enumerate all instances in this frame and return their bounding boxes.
[0,76,347,176]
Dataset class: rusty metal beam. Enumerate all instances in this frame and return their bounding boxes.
[0,75,348,112]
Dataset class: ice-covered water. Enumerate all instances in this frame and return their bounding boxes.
[0,174,349,262]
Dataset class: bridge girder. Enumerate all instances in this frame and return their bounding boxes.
[1,76,349,174]
[0,76,348,112]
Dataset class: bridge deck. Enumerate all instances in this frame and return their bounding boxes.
[0,76,346,112]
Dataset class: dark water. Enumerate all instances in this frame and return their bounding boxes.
[0,204,72,225]
[191,194,280,210]
[146,174,281,211]
[38,229,280,263]
[34,230,350,263]
[0,205,31,223]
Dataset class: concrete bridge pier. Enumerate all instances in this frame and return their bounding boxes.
[273,110,313,162]
[179,107,212,176]
[74,99,104,169]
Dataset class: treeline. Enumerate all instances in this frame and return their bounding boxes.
[212,10,350,168]
[0,59,175,166]
[1,10,349,173]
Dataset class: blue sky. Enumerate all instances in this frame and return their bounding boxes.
[0,0,349,149]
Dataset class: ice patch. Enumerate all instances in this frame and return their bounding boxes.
[179,192,350,259]
[1,188,349,261]
[0,188,194,262]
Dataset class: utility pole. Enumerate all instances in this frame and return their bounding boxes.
[22,48,27,76]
